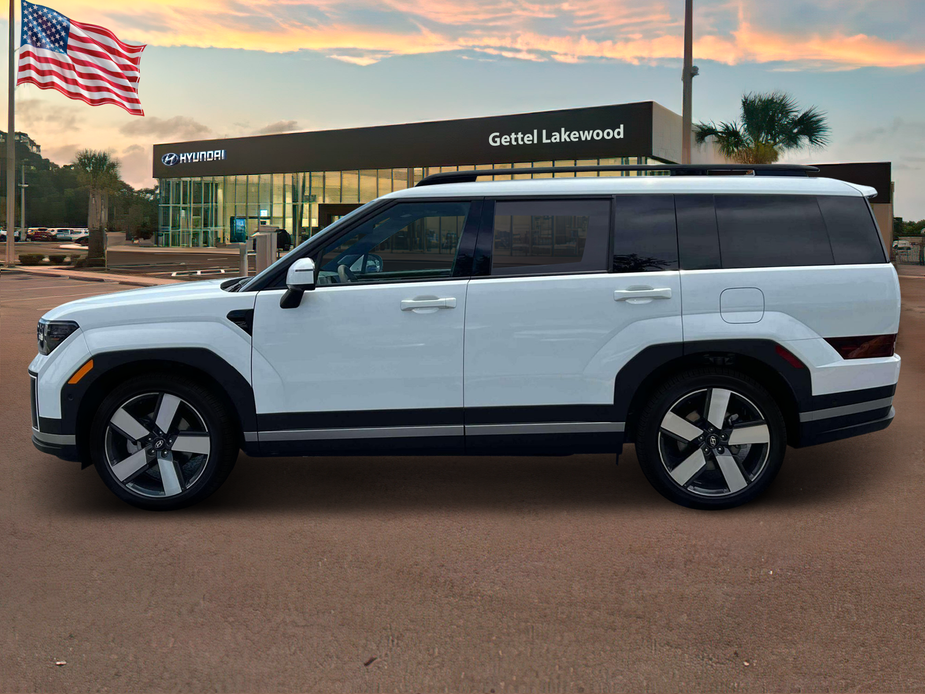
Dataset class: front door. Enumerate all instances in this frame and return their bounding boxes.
[251,199,478,453]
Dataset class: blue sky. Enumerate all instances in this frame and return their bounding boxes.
[3,0,924,217]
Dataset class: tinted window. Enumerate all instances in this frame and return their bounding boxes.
[817,196,886,264]
[714,195,834,268]
[612,195,678,272]
[317,201,469,284]
[490,199,610,276]
[676,195,721,270]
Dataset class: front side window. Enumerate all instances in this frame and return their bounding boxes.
[490,199,610,276]
[317,201,470,285]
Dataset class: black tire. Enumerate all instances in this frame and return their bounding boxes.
[635,368,787,510]
[89,372,239,510]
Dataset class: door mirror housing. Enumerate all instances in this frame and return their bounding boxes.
[281,258,315,309]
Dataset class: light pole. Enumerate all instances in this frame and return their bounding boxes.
[681,0,695,164]
[19,162,26,236]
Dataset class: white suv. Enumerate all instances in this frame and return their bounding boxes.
[29,165,901,510]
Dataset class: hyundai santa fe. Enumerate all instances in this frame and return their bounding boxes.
[29,164,901,510]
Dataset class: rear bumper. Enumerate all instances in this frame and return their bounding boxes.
[796,388,896,447]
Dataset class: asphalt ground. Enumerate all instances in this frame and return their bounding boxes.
[1,272,924,692]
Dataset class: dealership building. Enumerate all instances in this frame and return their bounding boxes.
[152,101,722,247]
[152,100,894,248]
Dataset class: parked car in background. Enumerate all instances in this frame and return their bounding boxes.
[0,229,25,241]
[892,239,914,251]
[72,230,90,245]
[30,228,56,242]
[54,228,78,242]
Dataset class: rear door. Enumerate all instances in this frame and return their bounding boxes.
[463,194,683,452]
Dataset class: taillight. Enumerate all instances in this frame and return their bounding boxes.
[825,334,896,359]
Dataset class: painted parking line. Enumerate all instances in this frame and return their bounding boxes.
[2,285,118,296]
[1,290,128,304]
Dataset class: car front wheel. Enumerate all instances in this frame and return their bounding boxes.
[90,373,238,510]
[635,368,787,510]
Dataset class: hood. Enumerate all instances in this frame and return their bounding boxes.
[41,278,248,328]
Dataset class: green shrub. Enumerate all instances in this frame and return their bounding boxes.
[48,254,68,265]
[18,253,44,266]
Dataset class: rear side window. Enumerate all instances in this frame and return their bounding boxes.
[490,199,610,276]
[817,196,886,264]
[714,195,834,268]
[612,195,678,272]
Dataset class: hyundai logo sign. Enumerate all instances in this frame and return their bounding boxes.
[160,150,226,167]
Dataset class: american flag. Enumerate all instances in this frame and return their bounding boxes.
[17,0,145,116]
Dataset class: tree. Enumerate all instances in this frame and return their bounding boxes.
[73,150,121,262]
[695,91,830,164]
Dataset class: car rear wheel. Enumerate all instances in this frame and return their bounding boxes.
[90,373,238,510]
[635,368,787,510]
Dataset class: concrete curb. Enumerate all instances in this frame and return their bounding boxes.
[2,266,181,287]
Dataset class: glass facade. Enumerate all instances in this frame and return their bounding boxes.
[157,157,663,247]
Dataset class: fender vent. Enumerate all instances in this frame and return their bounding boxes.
[227,309,254,336]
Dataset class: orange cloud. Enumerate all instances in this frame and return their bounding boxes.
[25,0,925,69]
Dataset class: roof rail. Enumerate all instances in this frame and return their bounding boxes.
[415,164,820,187]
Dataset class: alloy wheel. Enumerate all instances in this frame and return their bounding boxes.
[103,392,211,499]
[657,387,771,498]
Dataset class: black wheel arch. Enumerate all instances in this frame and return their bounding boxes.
[616,340,810,446]
[59,348,256,465]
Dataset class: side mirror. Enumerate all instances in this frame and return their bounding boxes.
[365,254,383,274]
[280,258,315,309]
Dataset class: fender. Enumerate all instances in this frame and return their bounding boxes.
[614,340,812,436]
[47,348,257,439]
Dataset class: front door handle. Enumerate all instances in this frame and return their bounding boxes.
[614,287,673,303]
[401,297,457,311]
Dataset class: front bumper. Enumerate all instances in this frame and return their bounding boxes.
[32,429,80,461]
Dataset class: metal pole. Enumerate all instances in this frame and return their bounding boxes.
[681,0,693,165]
[19,160,25,232]
[6,0,15,264]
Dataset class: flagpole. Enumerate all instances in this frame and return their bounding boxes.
[6,0,15,266]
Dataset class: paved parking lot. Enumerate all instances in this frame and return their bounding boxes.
[1,271,924,692]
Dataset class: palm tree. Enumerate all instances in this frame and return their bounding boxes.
[73,150,121,262]
[695,92,830,165]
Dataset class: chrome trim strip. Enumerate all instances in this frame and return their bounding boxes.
[466,421,625,436]
[243,431,259,442]
[32,428,76,445]
[259,425,464,442]
[799,397,894,423]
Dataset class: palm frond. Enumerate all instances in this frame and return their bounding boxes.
[704,91,830,161]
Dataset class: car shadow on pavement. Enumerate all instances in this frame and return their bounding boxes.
[47,436,882,517]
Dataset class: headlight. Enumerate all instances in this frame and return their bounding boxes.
[37,319,79,355]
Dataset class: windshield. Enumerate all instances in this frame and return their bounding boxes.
[236,202,373,291]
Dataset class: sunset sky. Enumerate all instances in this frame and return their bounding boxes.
[3,0,924,217]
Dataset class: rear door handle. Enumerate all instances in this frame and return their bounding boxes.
[401,298,457,311]
[614,287,673,302]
